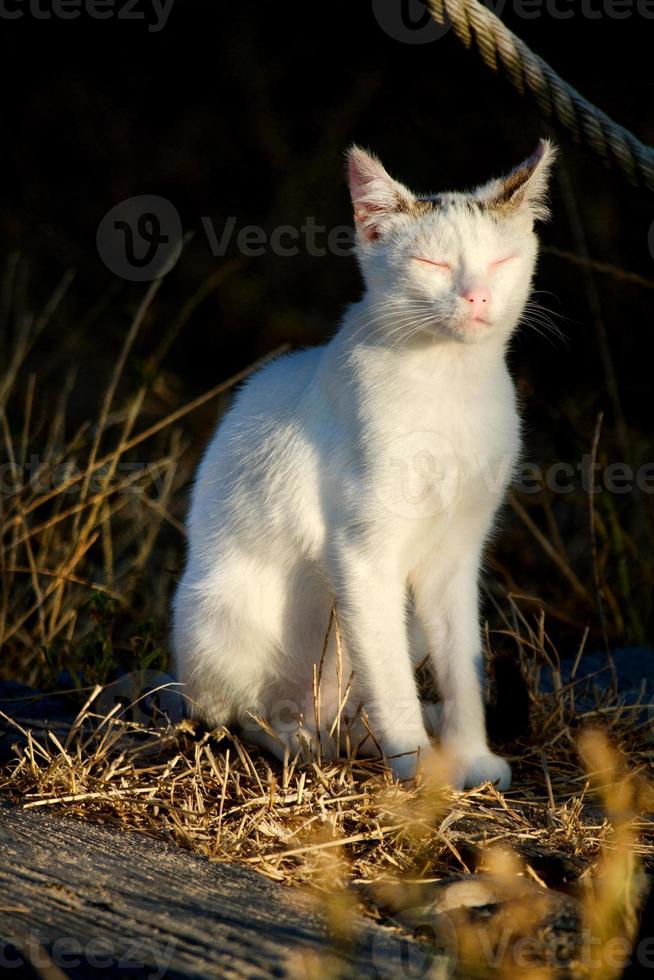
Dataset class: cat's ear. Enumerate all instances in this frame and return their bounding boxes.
[476,139,556,222]
[347,145,415,242]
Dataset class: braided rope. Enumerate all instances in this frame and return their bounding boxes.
[427,0,654,192]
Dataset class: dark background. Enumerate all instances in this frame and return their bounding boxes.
[1,0,653,671]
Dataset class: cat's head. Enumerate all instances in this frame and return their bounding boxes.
[346,141,556,345]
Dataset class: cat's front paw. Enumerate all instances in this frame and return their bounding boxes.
[456,752,512,791]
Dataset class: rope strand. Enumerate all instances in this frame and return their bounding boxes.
[427,0,654,191]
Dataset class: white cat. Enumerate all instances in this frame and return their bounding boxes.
[172,141,556,790]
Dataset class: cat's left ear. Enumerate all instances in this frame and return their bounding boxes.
[476,139,556,222]
[347,145,416,243]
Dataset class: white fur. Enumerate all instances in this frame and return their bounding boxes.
[172,142,555,789]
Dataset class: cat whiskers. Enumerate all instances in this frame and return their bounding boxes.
[346,299,445,350]
[346,299,436,345]
[520,299,567,346]
[384,312,445,349]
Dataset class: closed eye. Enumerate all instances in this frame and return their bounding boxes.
[412,256,451,271]
[490,255,517,269]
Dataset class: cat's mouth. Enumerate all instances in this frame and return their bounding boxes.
[448,314,495,342]
[459,314,492,330]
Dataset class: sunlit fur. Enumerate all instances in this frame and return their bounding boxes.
[172,141,556,789]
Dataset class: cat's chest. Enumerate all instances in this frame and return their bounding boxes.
[360,357,519,467]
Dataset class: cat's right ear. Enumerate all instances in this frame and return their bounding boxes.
[347,146,415,243]
[476,139,557,222]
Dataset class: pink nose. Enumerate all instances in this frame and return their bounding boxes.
[462,286,491,318]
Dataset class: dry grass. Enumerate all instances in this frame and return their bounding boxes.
[1,608,653,976]
[0,257,285,687]
[1,258,653,976]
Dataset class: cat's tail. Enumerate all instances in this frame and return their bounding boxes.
[171,574,273,729]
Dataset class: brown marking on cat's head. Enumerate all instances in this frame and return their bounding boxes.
[410,197,438,216]
[477,140,556,221]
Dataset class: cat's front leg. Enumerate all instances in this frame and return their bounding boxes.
[414,552,511,791]
[330,547,434,780]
